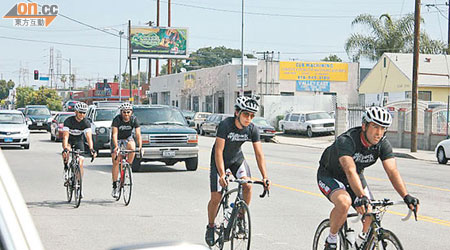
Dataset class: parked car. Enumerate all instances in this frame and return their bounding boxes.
[192,112,211,133]
[63,100,78,112]
[435,139,450,164]
[278,111,335,137]
[49,112,74,142]
[86,105,119,153]
[0,110,30,149]
[17,107,25,114]
[252,117,276,142]
[181,110,196,122]
[199,113,233,136]
[24,105,52,131]
[131,105,198,172]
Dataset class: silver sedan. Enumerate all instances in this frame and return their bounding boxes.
[0,110,30,149]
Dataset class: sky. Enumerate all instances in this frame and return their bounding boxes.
[1,0,449,88]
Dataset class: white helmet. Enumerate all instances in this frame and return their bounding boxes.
[235,95,259,113]
[362,106,392,127]
[119,103,133,111]
[74,102,88,113]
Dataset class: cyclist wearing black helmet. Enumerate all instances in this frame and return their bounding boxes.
[317,106,420,250]
[62,102,96,193]
[205,95,271,246]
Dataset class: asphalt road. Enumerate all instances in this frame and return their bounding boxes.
[3,132,450,250]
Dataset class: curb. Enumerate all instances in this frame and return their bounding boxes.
[392,152,417,160]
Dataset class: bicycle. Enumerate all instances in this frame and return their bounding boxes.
[312,198,417,250]
[65,149,93,208]
[114,146,140,206]
[211,176,269,250]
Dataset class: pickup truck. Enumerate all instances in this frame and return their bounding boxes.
[131,105,199,172]
[279,111,335,137]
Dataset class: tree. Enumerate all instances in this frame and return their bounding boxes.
[322,54,342,62]
[15,87,62,110]
[0,79,15,100]
[345,13,446,62]
[61,74,67,89]
[15,87,34,108]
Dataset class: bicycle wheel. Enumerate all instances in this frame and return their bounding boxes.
[367,229,403,250]
[230,201,251,250]
[212,188,238,250]
[312,219,346,250]
[65,166,73,202]
[73,165,82,208]
[122,164,132,206]
[115,166,123,201]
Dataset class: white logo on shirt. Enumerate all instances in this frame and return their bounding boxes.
[353,153,375,164]
[119,125,132,131]
[227,132,248,142]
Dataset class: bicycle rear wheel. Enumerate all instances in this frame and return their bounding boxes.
[312,219,346,250]
[73,165,82,208]
[65,166,73,202]
[368,229,403,250]
[122,164,132,206]
[230,201,251,250]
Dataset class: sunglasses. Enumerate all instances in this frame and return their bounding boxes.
[241,111,255,119]
[78,111,86,114]
[122,110,132,114]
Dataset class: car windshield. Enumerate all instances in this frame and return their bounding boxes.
[306,112,332,121]
[197,113,209,119]
[134,107,186,125]
[57,114,73,123]
[95,109,116,121]
[252,117,270,126]
[0,113,25,124]
[27,108,50,116]
[182,110,196,118]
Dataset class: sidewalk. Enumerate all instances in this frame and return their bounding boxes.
[273,134,436,162]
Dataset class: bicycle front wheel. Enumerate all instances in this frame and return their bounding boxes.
[312,219,346,250]
[73,165,82,208]
[230,201,251,250]
[65,166,73,202]
[212,188,238,250]
[122,164,132,206]
[368,229,403,250]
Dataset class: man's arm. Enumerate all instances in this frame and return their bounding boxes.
[135,127,142,149]
[382,158,408,198]
[62,130,69,150]
[111,127,118,151]
[252,141,270,188]
[85,129,95,152]
[339,156,365,197]
[215,137,227,186]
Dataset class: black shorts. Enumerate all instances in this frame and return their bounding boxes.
[210,160,251,192]
[317,168,373,205]
[110,136,134,154]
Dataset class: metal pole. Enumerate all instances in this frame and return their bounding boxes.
[138,57,141,104]
[167,0,172,75]
[411,0,421,152]
[128,20,133,102]
[240,0,244,96]
[69,58,72,90]
[119,31,123,102]
[156,0,160,77]
[447,95,449,138]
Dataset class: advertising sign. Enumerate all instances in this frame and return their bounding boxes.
[184,72,195,89]
[296,80,330,92]
[280,61,348,82]
[95,82,112,97]
[130,27,188,59]
[236,67,249,87]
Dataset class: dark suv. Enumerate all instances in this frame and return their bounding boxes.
[131,105,198,172]
[24,105,52,131]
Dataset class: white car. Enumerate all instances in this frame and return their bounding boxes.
[435,139,450,164]
[0,110,30,149]
[278,111,335,137]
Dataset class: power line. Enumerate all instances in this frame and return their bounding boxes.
[0,35,121,50]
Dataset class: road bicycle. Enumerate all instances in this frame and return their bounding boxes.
[312,198,417,250]
[65,149,93,208]
[114,146,140,206]
[211,176,269,250]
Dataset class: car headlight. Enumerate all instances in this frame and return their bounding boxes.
[47,117,53,123]
[187,134,198,143]
[95,127,107,134]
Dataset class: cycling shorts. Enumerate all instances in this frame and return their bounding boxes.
[110,136,134,154]
[67,139,86,159]
[210,160,251,193]
[317,168,373,206]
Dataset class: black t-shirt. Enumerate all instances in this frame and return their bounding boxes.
[210,117,260,168]
[318,126,394,183]
[111,115,140,140]
[62,116,91,144]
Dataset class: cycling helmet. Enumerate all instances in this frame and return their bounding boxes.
[362,106,392,127]
[74,102,88,113]
[235,96,259,113]
[119,103,133,111]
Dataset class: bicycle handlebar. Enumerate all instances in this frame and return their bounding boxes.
[351,199,416,223]
[227,177,270,198]
[63,149,95,162]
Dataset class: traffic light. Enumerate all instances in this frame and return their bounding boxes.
[34,70,39,80]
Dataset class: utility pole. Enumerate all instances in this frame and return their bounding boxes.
[119,30,124,102]
[240,0,245,96]
[49,47,54,88]
[156,0,160,77]
[167,0,172,75]
[128,20,133,102]
[411,0,421,152]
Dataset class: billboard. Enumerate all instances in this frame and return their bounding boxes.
[184,72,196,89]
[296,80,330,92]
[130,27,188,59]
[279,61,348,82]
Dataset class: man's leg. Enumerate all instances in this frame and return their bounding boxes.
[241,177,253,206]
[126,139,136,164]
[207,192,222,224]
[329,189,352,235]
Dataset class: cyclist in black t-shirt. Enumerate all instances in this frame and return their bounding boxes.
[317,107,419,250]
[62,102,96,191]
[110,103,142,198]
[205,96,271,246]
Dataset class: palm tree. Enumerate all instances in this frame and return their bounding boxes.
[60,74,67,89]
[345,13,446,62]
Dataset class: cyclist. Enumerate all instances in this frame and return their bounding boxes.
[205,95,271,246]
[62,102,96,196]
[317,106,420,249]
[110,102,142,198]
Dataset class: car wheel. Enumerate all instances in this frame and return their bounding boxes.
[185,157,198,171]
[132,158,141,172]
[282,126,287,134]
[307,127,313,138]
[264,138,271,142]
[437,147,448,164]
[200,127,205,136]
[23,144,30,150]
[50,133,55,141]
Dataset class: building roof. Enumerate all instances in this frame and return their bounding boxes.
[385,53,450,87]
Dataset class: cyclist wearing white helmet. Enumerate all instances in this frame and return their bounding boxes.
[110,102,142,198]
[317,106,419,250]
[205,95,271,246]
[62,102,96,194]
